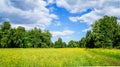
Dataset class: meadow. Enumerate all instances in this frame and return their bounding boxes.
[0,48,120,67]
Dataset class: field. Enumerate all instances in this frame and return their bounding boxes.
[0,48,120,67]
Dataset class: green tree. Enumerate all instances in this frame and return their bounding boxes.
[54,38,62,48]
[92,16,119,48]
[0,21,11,47]
[112,24,120,48]
[79,16,120,48]
[54,38,66,48]
[0,25,2,47]
[79,37,86,48]
[10,26,26,48]
[25,28,42,48]
[0,21,53,48]
[41,30,52,47]
[85,32,95,48]
[68,40,78,48]
[1,21,11,31]
[62,42,67,48]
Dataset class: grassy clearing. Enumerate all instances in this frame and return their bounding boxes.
[0,48,120,67]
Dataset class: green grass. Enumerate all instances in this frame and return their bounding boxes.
[0,48,120,67]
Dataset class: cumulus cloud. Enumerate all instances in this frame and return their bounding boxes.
[60,0,120,31]
[55,0,120,24]
[55,0,120,13]
[56,0,98,13]
[69,17,80,22]
[69,9,102,25]
[0,0,58,30]
[47,0,55,4]
[50,29,75,37]
[79,9,102,25]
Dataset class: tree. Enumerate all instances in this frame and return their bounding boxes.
[1,21,11,31]
[62,42,67,48]
[68,40,78,48]
[79,31,95,48]
[1,16,120,48]
[54,38,62,48]
[0,21,53,48]
[79,37,86,48]
[10,26,26,48]
[0,25,2,47]
[25,28,42,48]
[0,21,11,47]
[54,38,66,48]
[79,16,120,48]
[85,33,95,48]
[112,24,120,48]
[41,30,52,47]
[92,16,119,48]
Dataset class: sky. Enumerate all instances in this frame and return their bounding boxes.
[0,0,120,43]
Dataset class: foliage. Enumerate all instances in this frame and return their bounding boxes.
[0,21,52,48]
[0,15,120,48]
[68,40,79,48]
[79,16,120,48]
[54,38,66,48]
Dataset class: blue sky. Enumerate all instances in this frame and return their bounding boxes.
[0,0,120,43]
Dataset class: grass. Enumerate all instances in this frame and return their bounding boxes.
[0,48,120,67]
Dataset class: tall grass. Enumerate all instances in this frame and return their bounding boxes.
[89,48,120,60]
[0,48,120,67]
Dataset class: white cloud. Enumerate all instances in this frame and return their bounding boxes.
[55,0,120,13]
[11,24,34,30]
[47,0,55,4]
[69,17,79,22]
[69,9,102,25]
[0,0,58,30]
[56,0,120,24]
[56,0,98,13]
[79,9,102,25]
[82,27,92,32]
[79,7,120,25]
[60,0,120,33]
[50,29,75,37]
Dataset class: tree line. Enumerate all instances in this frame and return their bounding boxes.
[0,22,53,48]
[0,16,120,48]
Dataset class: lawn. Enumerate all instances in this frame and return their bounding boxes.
[0,48,120,67]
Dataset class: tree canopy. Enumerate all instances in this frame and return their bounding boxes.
[0,22,52,48]
[0,16,120,48]
[79,16,120,48]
